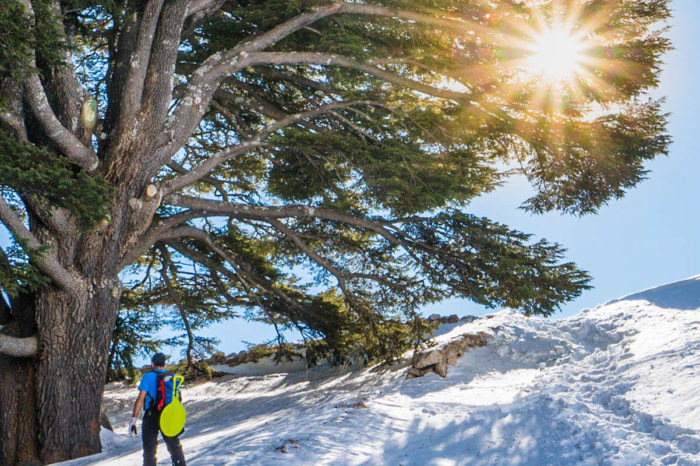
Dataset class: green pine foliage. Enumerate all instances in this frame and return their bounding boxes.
[0,130,113,229]
[0,0,672,368]
[0,1,35,84]
[0,236,50,297]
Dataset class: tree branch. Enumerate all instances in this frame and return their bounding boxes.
[141,1,500,187]
[161,100,381,195]
[0,333,38,358]
[163,195,417,254]
[247,52,477,104]
[118,210,202,269]
[141,0,189,134]
[15,0,98,171]
[0,196,81,291]
[113,0,165,139]
[184,0,224,32]
[0,111,28,142]
[267,218,345,282]
[23,75,98,171]
[149,2,360,176]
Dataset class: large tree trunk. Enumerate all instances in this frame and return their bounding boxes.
[0,294,40,465]
[34,284,119,464]
[0,237,122,464]
[0,349,39,465]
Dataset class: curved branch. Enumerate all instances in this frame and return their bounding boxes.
[153,1,485,178]
[149,3,348,174]
[247,52,477,104]
[15,0,98,171]
[186,0,224,21]
[118,210,202,269]
[0,333,39,358]
[23,75,98,171]
[0,195,81,291]
[161,100,381,195]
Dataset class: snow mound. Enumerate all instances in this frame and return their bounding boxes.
[607,274,700,310]
[58,276,700,465]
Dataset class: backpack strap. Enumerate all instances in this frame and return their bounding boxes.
[157,375,166,411]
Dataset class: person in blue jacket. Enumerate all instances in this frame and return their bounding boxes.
[129,353,187,466]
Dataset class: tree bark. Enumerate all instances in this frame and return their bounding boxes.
[0,294,40,465]
[36,284,119,463]
[0,355,39,466]
[0,246,121,464]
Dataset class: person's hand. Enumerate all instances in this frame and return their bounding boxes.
[128,416,138,436]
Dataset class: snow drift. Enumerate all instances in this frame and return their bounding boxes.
[58,276,700,465]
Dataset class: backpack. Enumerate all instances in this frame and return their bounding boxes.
[152,371,176,412]
[157,373,186,437]
[148,371,182,412]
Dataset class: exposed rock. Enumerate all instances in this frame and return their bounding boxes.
[407,332,490,379]
[335,399,368,409]
[427,313,476,325]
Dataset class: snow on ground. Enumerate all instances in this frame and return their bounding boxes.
[58,276,700,465]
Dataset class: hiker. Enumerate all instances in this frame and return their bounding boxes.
[129,353,187,466]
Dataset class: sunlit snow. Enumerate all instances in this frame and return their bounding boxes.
[58,276,700,465]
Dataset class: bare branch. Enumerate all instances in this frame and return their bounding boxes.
[118,210,202,269]
[141,0,189,133]
[247,52,477,104]
[0,195,81,291]
[0,333,38,358]
[167,161,229,200]
[163,195,415,253]
[162,100,380,195]
[113,0,165,137]
[23,75,98,171]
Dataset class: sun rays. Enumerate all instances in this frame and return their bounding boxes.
[525,27,586,84]
[456,0,629,120]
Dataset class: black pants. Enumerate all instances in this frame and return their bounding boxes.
[142,408,186,466]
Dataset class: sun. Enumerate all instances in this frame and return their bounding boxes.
[526,27,586,83]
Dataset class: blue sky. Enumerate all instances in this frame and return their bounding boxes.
[2,1,698,362]
[200,0,700,356]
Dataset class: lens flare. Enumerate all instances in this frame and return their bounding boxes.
[526,27,585,83]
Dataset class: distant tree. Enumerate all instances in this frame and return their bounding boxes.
[0,0,670,463]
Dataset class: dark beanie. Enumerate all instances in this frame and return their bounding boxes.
[151,352,167,366]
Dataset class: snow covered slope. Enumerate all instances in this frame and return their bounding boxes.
[59,276,700,465]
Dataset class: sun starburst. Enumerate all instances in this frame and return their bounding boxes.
[526,27,586,83]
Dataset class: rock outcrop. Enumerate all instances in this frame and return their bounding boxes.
[407,331,490,378]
